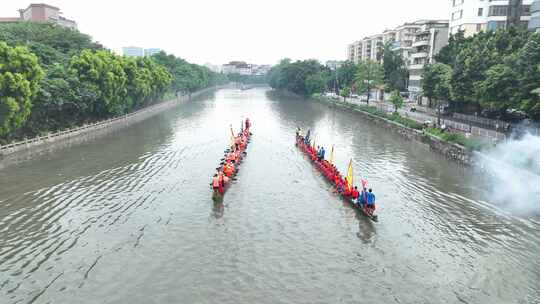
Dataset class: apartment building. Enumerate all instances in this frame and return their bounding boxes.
[346,20,449,103]
[0,3,77,29]
[530,0,540,30]
[391,23,421,64]
[408,20,450,100]
[346,35,384,64]
[449,0,533,37]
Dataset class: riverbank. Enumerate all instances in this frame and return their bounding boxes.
[312,94,475,166]
[0,86,227,167]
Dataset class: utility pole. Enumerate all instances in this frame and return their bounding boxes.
[366,63,371,106]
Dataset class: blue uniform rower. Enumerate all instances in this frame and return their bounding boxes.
[366,188,376,211]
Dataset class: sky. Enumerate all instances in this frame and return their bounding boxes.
[1,0,449,65]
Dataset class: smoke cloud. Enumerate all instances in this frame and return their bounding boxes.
[476,133,540,215]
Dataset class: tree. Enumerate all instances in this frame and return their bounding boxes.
[0,42,44,137]
[152,51,219,95]
[435,31,466,66]
[69,50,128,116]
[328,61,357,93]
[514,33,540,120]
[340,86,351,101]
[422,63,452,124]
[0,22,102,68]
[305,73,327,96]
[267,59,327,96]
[354,60,384,105]
[382,42,408,92]
[389,90,404,113]
[443,27,532,113]
[476,61,520,114]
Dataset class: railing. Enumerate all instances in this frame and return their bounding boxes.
[452,113,510,132]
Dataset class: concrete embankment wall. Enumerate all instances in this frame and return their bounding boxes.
[0,86,226,164]
[316,97,473,166]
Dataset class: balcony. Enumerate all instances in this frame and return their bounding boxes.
[411,52,428,59]
[408,64,425,70]
[412,39,429,48]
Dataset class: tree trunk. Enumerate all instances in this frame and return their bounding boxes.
[437,100,441,126]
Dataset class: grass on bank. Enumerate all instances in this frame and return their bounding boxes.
[313,94,485,151]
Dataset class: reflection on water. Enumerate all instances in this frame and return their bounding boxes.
[0,88,539,304]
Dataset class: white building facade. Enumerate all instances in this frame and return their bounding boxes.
[449,0,534,37]
[408,20,450,100]
[530,0,540,30]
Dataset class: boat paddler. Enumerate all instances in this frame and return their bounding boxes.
[351,186,359,201]
[366,188,376,212]
[359,187,368,208]
[212,174,220,194]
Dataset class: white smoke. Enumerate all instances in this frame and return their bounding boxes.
[476,133,540,215]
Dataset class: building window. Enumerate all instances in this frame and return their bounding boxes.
[489,5,508,17]
[487,20,507,31]
[476,24,483,32]
[452,10,464,20]
[478,8,484,16]
[522,5,531,16]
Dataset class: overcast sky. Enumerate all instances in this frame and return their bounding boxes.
[1,0,449,65]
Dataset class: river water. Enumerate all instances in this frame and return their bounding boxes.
[0,88,539,304]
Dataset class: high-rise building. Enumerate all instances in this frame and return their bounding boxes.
[346,19,449,103]
[449,0,533,37]
[347,34,384,64]
[144,48,161,57]
[408,20,450,100]
[122,47,144,58]
[0,3,77,29]
[530,0,540,30]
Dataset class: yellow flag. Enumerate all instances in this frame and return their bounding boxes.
[230,125,235,148]
[329,146,335,164]
[312,134,316,149]
[346,159,353,190]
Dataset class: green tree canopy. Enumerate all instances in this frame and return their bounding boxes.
[69,50,129,116]
[389,90,404,113]
[267,59,328,96]
[0,42,44,136]
[382,42,408,92]
[305,73,327,95]
[354,60,384,103]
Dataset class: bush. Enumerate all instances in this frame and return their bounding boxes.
[425,127,486,150]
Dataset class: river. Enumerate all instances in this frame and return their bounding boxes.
[1,88,539,304]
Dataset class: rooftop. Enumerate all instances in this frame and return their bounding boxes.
[21,3,61,11]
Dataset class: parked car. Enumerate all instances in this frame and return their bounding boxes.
[504,109,528,122]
